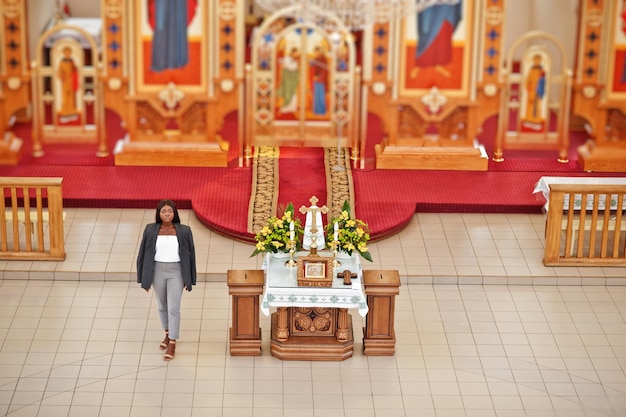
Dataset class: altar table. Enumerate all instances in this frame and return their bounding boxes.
[261,251,367,361]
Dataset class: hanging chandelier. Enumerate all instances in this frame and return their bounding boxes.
[253,0,462,31]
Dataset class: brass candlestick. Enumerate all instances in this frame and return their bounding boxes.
[331,241,341,268]
[285,240,297,267]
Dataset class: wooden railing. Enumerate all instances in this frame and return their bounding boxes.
[0,177,65,260]
[544,184,626,266]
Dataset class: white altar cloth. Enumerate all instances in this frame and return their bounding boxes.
[261,252,368,317]
[532,176,626,211]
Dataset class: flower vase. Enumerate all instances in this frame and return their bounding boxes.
[271,252,291,260]
[336,251,352,260]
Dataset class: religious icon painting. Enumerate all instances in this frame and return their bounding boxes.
[607,0,626,98]
[400,0,474,97]
[136,0,207,92]
[274,28,331,122]
[53,41,84,126]
[519,50,550,133]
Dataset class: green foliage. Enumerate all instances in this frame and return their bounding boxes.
[325,200,373,262]
[251,203,304,257]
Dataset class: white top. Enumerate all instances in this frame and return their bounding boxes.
[155,235,180,262]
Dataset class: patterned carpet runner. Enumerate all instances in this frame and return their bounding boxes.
[247,146,355,234]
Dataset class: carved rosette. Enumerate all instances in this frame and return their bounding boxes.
[291,308,334,336]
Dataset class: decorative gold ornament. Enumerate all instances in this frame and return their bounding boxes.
[219,1,236,20]
[422,86,447,113]
[158,82,185,110]
[105,0,123,19]
[372,82,386,96]
[3,0,20,19]
[107,77,122,91]
[586,8,602,28]
[485,6,503,26]
[582,85,596,99]
[6,77,21,90]
[483,83,498,97]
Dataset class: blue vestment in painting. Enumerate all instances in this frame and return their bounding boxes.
[151,0,189,72]
[415,2,463,66]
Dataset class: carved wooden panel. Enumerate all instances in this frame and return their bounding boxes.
[290,307,335,336]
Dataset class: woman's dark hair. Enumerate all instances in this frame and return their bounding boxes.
[155,200,181,223]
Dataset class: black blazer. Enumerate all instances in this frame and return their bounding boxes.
[137,223,197,291]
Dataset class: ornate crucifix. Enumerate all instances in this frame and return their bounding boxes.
[299,196,328,255]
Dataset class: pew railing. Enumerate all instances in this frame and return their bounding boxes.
[544,184,626,266]
[1,177,66,261]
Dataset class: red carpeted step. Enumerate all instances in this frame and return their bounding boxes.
[4,111,626,244]
[277,147,327,223]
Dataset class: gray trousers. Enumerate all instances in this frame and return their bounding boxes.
[153,262,184,340]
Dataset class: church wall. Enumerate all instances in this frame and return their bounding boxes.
[66,0,101,18]
[26,0,56,60]
[503,0,578,69]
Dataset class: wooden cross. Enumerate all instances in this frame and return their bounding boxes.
[337,269,357,286]
[299,196,328,254]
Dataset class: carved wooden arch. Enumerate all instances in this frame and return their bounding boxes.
[494,30,573,163]
[244,4,362,161]
[31,24,107,158]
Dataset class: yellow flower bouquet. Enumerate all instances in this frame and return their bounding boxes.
[325,201,373,262]
[251,203,304,256]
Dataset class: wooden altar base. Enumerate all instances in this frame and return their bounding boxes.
[269,313,354,361]
[114,140,229,167]
[375,145,488,171]
[577,143,626,173]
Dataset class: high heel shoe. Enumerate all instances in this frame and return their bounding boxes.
[163,340,175,361]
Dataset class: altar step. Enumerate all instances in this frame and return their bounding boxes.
[113,135,229,167]
[374,141,489,171]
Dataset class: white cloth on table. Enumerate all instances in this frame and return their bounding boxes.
[261,252,368,317]
[532,176,626,212]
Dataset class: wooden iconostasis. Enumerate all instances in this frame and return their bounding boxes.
[0,0,624,171]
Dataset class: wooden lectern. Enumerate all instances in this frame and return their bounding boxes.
[227,270,265,356]
[362,270,401,356]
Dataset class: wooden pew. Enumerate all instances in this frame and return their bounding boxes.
[543,183,626,266]
[0,177,66,260]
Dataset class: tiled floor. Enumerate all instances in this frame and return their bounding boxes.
[1,209,626,417]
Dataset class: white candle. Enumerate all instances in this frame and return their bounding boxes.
[334,222,338,242]
[289,221,294,241]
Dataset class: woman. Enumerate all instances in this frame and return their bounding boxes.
[137,200,196,361]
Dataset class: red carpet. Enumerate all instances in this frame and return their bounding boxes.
[277,147,327,223]
[3,111,626,243]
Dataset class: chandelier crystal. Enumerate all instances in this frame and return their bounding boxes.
[253,0,462,31]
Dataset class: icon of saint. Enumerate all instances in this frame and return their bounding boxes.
[277,47,300,114]
[310,46,328,116]
[57,46,80,122]
[410,0,463,79]
[522,53,547,131]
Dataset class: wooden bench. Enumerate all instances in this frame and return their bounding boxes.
[0,177,66,260]
[4,209,66,232]
[561,216,625,255]
[541,182,626,266]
